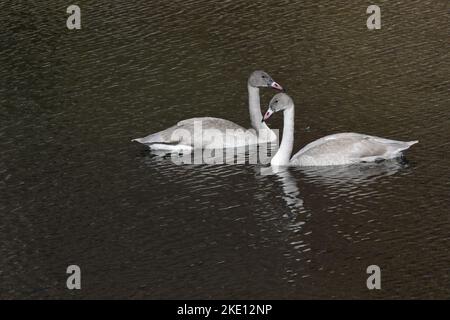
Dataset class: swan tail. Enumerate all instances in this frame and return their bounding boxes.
[357,138,418,163]
[383,139,418,160]
[393,140,419,153]
[406,140,419,147]
[149,144,193,152]
[131,132,164,145]
[132,130,192,152]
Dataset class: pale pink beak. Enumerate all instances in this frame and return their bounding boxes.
[270,81,284,91]
[262,108,274,122]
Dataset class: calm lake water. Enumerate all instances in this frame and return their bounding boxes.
[0,0,449,299]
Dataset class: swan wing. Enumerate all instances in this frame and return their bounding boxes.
[291,133,418,166]
[132,117,248,149]
[176,117,246,132]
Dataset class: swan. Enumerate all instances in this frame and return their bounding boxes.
[262,93,418,167]
[132,71,284,151]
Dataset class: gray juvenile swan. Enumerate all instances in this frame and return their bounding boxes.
[262,93,418,166]
[132,71,284,151]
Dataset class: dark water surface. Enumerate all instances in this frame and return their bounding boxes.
[0,1,449,299]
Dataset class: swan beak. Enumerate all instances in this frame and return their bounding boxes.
[270,81,284,92]
[262,108,274,122]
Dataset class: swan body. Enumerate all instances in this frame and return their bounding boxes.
[132,71,282,151]
[290,133,418,166]
[263,93,418,167]
[133,117,255,150]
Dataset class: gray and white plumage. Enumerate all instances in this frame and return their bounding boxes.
[290,133,418,166]
[132,71,283,151]
[263,93,418,167]
[132,117,250,151]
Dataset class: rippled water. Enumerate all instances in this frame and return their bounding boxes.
[0,1,449,299]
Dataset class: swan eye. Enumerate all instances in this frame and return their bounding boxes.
[262,75,266,79]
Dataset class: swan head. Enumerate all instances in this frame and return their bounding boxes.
[262,93,294,122]
[248,70,284,91]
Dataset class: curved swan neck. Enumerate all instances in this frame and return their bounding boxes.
[271,104,295,166]
[248,84,262,130]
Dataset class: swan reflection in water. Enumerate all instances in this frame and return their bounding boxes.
[295,159,409,187]
[259,165,306,219]
[138,149,412,284]
[142,147,410,218]
[258,159,409,217]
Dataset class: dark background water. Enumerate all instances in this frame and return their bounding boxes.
[0,0,449,299]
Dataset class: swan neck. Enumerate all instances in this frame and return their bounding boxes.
[248,84,261,130]
[271,105,295,166]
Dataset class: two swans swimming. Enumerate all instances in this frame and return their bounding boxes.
[132,71,283,152]
[262,93,418,166]
[133,72,417,166]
